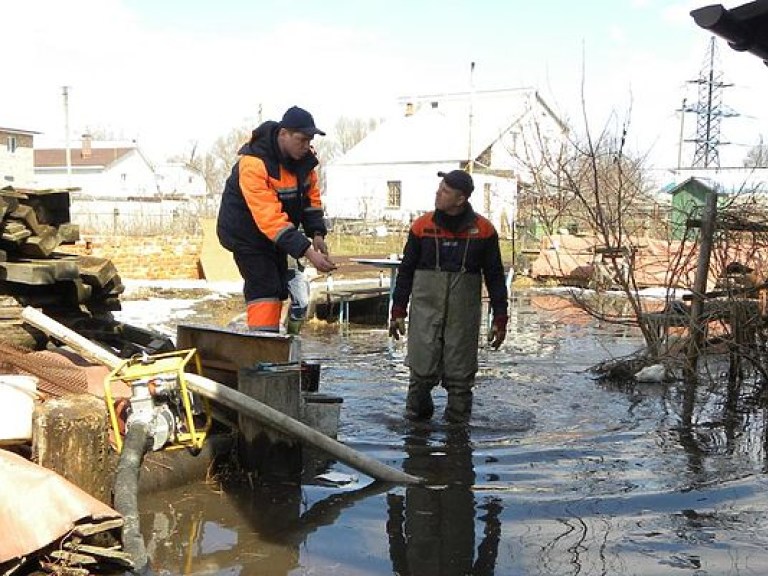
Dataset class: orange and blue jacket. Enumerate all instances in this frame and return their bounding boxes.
[392,205,508,320]
[217,120,326,258]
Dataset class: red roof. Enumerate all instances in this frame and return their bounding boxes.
[34,148,134,168]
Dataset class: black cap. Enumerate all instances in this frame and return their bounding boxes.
[279,106,326,137]
[437,169,474,196]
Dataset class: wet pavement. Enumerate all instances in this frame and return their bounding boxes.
[119,287,768,575]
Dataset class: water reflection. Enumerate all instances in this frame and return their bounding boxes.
[386,426,502,576]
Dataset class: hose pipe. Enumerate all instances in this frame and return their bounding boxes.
[113,419,152,574]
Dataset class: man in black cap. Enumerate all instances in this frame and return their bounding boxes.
[388,169,508,423]
[217,105,336,333]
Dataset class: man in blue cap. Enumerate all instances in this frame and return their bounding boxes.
[217,105,336,333]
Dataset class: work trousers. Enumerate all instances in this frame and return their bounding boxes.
[405,269,482,423]
[232,250,289,332]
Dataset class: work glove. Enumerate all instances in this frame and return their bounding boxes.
[313,235,329,255]
[389,305,407,340]
[389,318,406,340]
[488,315,508,349]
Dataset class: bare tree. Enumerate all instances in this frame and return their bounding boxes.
[517,123,577,237]
[743,137,768,168]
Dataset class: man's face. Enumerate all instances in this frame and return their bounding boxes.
[278,129,313,160]
[435,180,467,214]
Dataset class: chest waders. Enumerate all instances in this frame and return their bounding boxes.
[405,238,482,422]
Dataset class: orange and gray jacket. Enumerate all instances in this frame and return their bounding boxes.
[392,205,508,320]
[217,120,327,258]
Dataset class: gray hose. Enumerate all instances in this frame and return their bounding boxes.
[113,419,151,573]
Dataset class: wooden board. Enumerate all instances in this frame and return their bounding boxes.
[176,323,298,385]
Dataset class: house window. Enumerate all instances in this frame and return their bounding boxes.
[387,181,402,208]
[484,183,492,214]
[121,173,127,182]
[7,136,17,153]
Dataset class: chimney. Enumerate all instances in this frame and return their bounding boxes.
[81,133,92,158]
[405,102,414,117]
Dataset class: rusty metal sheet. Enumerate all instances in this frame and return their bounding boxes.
[0,448,121,564]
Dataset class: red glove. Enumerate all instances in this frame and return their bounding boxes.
[488,315,508,349]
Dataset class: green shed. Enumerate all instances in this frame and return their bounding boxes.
[666,177,718,240]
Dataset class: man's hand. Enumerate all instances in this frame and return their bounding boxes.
[488,315,508,349]
[305,246,336,273]
[388,317,406,340]
[312,234,329,255]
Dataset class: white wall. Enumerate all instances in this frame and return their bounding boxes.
[155,164,207,197]
[0,131,35,187]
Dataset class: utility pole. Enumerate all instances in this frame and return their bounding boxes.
[683,37,737,168]
[467,61,475,174]
[677,98,686,170]
[62,86,72,186]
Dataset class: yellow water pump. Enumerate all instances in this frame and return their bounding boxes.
[105,349,211,453]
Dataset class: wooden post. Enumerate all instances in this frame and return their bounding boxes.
[684,191,717,393]
[237,366,302,481]
[32,394,116,504]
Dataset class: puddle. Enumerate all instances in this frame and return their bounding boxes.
[126,288,768,575]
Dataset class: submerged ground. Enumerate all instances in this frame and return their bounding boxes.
[116,285,768,576]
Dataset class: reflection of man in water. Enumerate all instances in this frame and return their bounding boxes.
[386,427,502,575]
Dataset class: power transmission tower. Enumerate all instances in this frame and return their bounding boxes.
[683,36,738,168]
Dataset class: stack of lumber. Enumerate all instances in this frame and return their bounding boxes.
[0,188,124,348]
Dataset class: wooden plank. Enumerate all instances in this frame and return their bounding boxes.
[72,518,124,537]
[76,255,119,288]
[0,259,79,284]
[49,550,98,565]
[19,228,62,258]
[176,324,296,380]
[1,225,32,243]
[63,542,133,565]
[0,306,23,319]
[9,204,46,235]
[58,222,81,244]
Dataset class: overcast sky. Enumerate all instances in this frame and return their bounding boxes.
[3,0,768,169]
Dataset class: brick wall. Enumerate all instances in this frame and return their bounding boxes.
[61,235,203,280]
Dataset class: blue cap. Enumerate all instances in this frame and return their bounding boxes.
[279,106,326,136]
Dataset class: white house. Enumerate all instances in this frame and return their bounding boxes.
[0,126,39,187]
[33,137,183,233]
[34,136,158,198]
[323,87,566,235]
[155,162,207,198]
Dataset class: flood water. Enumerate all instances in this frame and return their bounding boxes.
[120,287,768,576]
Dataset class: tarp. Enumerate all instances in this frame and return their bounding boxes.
[0,448,121,564]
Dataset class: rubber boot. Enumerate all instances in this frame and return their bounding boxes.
[405,382,435,421]
[285,317,304,335]
[444,385,473,424]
